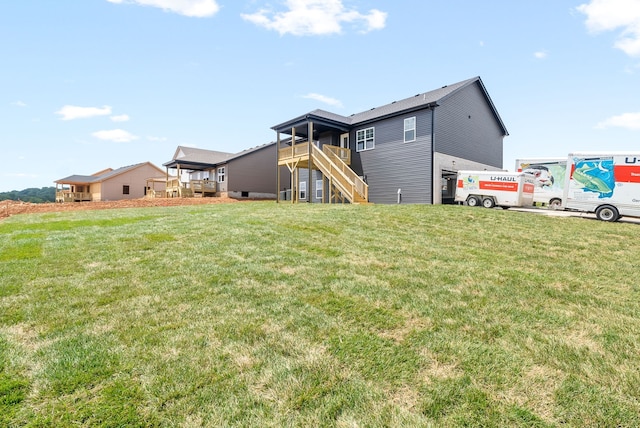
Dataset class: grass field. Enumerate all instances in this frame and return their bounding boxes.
[1,202,639,427]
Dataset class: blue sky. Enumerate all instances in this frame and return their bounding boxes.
[2,0,639,192]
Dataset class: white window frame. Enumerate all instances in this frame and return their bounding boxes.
[299,181,307,200]
[315,179,323,199]
[356,127,375,152]
[404,117,416,143]
[217,166,225,183]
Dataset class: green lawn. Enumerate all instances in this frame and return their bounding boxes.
[1,202,639,427]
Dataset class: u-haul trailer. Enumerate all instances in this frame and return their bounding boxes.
[563,152,640,221]
[454,171,535,208]
[515,158,567,209]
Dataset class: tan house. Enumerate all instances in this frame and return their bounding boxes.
[55,162,166,202]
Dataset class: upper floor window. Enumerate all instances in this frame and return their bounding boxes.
[217,167,225,183]
[404,117,416,143]
[356,127,375,152]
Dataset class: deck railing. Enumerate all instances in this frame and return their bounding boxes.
[55,191,92,203]
[323,145,351,165]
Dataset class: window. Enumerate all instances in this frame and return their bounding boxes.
[356,127,375,151]
[122,185,130,195]
[299,181,307,200]
[217,167,225,183]
[315,179,323,199]
[404,117,416,142]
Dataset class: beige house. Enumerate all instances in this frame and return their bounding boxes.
[55,162,166,202]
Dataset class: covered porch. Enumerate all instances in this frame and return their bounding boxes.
[273,113,369,204]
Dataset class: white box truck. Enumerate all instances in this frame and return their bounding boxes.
[455,170,535,208]
[515,158,567,209]
[563,152,640,221]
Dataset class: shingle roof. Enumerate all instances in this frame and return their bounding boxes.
[164,146,235,168]
[55,162,164,184]
[272,76,508,136]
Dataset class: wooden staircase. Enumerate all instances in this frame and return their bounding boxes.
[278,143,369,204]
[312,145,369,204]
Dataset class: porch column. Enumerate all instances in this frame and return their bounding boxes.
[276,132,280,203]
[308,121,313,203]
[291,127,296,204]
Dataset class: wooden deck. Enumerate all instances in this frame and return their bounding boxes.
[165,178,217,198]
[55,191,92,203]
[278,143,369,204]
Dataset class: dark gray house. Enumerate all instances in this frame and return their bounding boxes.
[273,76,508,204]
[163,143,290,199]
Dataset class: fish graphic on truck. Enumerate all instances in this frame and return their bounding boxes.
[563,152,640,221]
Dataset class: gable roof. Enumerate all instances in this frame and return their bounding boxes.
[163,146,235,169]
[272,76,508,136]
[55,162,165,185]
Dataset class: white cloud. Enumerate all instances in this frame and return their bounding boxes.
[12,101,27,107]
[595,112,640,129]
[56,105,112,120]
[534,50,548,59]
[241,0,387,36]
[92,129,139,142]
[576,0,640,57]
[302,93,343,108]
[106,0,220,18]
[111,114,130,122]
[147,136,168,141]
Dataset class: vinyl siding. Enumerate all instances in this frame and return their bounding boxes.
[355,109,433,204]
[434,82,504,168]
[227,146,287,194]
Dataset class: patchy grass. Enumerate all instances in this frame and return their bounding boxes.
[1,202,639,426]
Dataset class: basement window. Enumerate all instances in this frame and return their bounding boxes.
[315,179,323,199]
[299,181,307,200]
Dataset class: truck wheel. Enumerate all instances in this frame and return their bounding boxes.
[549,198,562,210]
[595,205,619,222]
[482,197,495,208]
[466,196,481,207]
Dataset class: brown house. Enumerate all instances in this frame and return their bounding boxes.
[55,162,166,202]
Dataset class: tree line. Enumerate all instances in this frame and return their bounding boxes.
[0,187,56,203]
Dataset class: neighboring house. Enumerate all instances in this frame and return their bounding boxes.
[272,76,508,204]
[55,162,166,202]
[163,143,290,199]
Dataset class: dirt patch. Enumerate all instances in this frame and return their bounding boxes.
[0,196,254,220]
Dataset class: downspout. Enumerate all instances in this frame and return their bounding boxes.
[430,106,435,205]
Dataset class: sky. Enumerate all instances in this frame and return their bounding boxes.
[2,0,640,192]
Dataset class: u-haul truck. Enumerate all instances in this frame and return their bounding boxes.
[563,152,640,221]
[515,158,567,209]
[455,171,535,208]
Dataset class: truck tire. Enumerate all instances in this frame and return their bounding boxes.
[482,197,495,208]
[466,196,481,207]
[595,205,619,222]
[549,198,562,210]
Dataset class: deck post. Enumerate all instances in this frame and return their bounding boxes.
[276,132,280,204]
[308,121,313,203]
